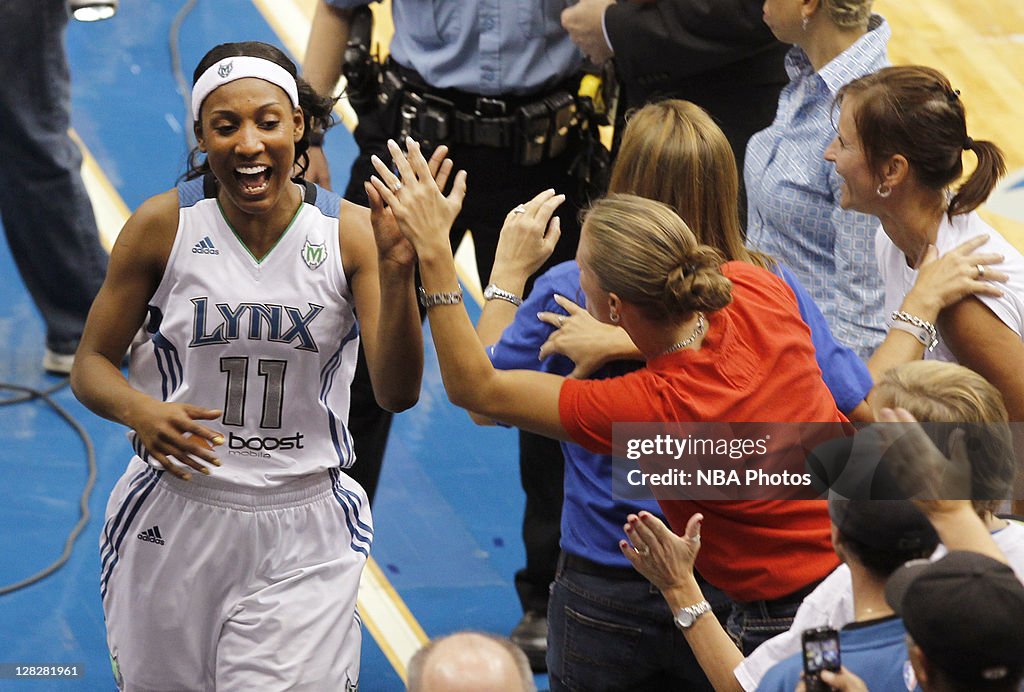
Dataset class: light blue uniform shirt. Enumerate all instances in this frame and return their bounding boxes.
[328,0,583,95]
[745,16,890,359]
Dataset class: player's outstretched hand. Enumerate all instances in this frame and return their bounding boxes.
[128,399,224,480]
[366,143,457,270]
[368,137,466,258]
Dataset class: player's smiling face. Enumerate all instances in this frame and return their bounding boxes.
[196,77,303,218]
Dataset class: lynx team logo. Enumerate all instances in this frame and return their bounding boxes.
[302,239,327,270]
[217,60,233,79]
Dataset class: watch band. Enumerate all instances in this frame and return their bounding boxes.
[418,286,464,309]
[483,283,523,307]
[673,599,712,631]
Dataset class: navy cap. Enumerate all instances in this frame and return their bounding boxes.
[886,551,1024,684]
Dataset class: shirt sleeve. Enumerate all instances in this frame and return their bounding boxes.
[486,266,575,376]
[752,655,802,692]
[604,0,779,81]
[828,168,887,359]
[776,265,872,413]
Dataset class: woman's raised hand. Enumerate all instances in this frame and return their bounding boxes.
[368,138,466,256]
[490,190,565,282]
[620,511,703,592]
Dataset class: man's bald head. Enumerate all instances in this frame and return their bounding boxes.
[407,631,536,692]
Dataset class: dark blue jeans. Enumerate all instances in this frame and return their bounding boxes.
[727,591,807,656]
[0,0,108,354]
[547,554,731,692]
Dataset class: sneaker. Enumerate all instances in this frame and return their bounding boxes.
[510,611,548,673]
[42,348,75,376]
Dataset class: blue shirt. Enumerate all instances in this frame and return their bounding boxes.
[487,262,658,567]
[745,16,890,360]
[756,616,919,692]
[487,260,870,563]
[328,0,583,95]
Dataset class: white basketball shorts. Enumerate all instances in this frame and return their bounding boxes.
[99,457,372,691]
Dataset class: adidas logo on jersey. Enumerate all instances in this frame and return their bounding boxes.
[192,236,220,255]
[137,526,165,545]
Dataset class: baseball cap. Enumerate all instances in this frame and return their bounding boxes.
[886,550,1024,684]
[827,497,938,553]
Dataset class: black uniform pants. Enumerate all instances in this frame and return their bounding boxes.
[341,92,587,615]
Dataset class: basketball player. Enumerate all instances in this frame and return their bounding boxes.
[70,41,426,690]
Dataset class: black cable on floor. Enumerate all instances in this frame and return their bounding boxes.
[0,381,97,596]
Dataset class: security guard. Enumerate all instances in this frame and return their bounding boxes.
[303,0,599,672]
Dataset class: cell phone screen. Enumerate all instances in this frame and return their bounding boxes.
[802,626,841,690]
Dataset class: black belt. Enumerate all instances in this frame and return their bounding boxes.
[381,59,581,163]
[558,551,647,582]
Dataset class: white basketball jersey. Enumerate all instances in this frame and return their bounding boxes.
[128,178,360,487]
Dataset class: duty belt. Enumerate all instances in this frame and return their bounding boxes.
[380,61,581,166]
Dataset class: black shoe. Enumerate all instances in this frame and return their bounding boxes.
[511,611,548,672]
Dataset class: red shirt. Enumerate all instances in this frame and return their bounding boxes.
[559,262,844,601]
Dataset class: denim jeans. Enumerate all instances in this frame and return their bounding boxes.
[0,0,108,354]
[547,554,731,692]
[727,591,806,656]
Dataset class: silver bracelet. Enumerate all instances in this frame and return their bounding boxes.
[418,286,464,309]
[483,283,523,307]
[889,310,938,351]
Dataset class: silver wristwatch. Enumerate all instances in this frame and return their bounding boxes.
[483,283,523,307]
[673,599,712,631]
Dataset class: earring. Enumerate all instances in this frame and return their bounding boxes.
[609,310,620,324]
[802,16,810,31]
[876,183,892,198]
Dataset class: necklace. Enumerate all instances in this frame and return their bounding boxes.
[660,312,706,356]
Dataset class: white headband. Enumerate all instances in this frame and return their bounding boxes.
[191,56,299,122]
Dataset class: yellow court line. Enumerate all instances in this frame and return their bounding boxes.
[71,129,130,251]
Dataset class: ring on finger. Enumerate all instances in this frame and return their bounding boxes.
[558,315,566,327]
[977,264,986,279]
[512,204,527,215]
[393,181,404,193]
[635,544,650,556]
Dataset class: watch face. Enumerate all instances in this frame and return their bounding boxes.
[676,610,696,628]
[483,285,495,300]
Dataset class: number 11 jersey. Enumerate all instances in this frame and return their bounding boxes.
[127,177,360,487]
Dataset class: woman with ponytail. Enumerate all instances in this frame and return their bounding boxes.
[825,65,1024,421]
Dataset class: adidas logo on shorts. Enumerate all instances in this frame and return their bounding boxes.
[137,526,165,545]
[192,236,220,255]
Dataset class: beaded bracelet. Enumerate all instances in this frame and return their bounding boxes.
[889,310,938,351]
[418,286,464,309]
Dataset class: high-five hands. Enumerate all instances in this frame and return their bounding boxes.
[364,143,456,268]
[367,138,467,256]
